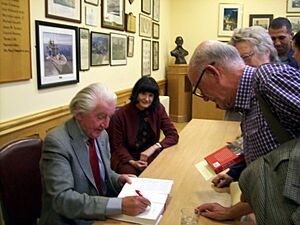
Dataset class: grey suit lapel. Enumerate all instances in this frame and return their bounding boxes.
[66,118,98,191]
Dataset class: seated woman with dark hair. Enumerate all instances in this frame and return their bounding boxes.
[108,76,179,175]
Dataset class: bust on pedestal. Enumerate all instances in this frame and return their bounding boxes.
[170,36,189,64]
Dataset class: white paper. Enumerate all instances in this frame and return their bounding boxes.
[195,160,216,181]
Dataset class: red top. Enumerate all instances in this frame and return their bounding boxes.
[107,102,179,172]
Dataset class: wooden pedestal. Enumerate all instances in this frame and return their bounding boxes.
[167,64,192,122]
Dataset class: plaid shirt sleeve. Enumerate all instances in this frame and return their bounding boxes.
[253,63,300,138]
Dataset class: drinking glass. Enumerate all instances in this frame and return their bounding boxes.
[180,208,198,225]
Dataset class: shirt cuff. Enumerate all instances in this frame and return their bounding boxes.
[106,198,122,216]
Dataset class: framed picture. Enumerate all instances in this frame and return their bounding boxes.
[79,28,89,71]
[110,33,127,66]
[127,36,134,57]
[142,39,151,76]
[287,0,300,13]
[85,5,99,27]
[249,14,273,29]
[90,32,110,66]
[85,0,99,6]
[152,41,159,71]
[153,22,159,39]
[218,3,243,37]
[35,21,79,89]
[142,0,151,14]
[139,14,152,38]
[126,13,136,33]
[46,0,81,23]
[153,0,160,21]
[287,16,300,33]
[101,0,125,30]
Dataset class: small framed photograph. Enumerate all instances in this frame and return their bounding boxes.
[46,0,81,23]
[90,32,110,66]
[142,0,151,14]
[287,0,300,13]
[152,22,160,39]
[287,16,300,33]
[85,0,99,6]
[101,0,125,30]
[139,14,152,38]
[127,36,134,57]
[152,0,160,21]
[142,39,151,76]
[218,3,243,37]
[249,14,273,29]
[35,21,79,89]
[152,41,159,71]
[85,5,99,27]
[79,28,89,71]
[110,33,127,66]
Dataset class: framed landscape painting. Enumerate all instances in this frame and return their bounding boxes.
[249,14,273,29]
[35,21,79,89]
[110,33,127,65]
[287,0,300,13]
[90,32,110,66]
[101,0,125,30]
[46,0,81,23]
[287,16,300,33]
[218,3,243,36]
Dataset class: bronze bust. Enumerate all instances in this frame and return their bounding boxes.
[170,36,189,64]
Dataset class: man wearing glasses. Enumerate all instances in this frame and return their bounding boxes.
[188,40,300,221]
[269,17,298,69]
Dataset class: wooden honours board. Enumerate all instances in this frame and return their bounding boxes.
[0,0,31,83]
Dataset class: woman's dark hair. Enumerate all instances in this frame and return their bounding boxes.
[130,76,160,109]
[293,31,300,48]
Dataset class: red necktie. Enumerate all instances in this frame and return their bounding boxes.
[89,139,103,194]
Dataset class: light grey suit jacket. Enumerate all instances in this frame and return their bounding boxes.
[39,118,122,225]
[239,137,300,225]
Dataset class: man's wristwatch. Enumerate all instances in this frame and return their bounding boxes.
[155,142,162,150]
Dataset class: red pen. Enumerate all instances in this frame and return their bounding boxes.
[135,189,143,197]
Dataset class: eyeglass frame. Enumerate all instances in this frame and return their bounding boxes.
[240,51,255,61]
[192,62,215,98]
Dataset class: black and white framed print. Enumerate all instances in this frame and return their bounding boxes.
[79,28,90,71]
[152,41,159,70]
[142,39,151,76]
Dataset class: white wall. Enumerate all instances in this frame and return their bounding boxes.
[0,0,172,121]
[0,0,291,122]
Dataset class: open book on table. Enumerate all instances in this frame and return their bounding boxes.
[204,137,245,174]
[109,177,173,225]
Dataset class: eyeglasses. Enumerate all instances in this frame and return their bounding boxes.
[192,62,214,98]
[241,51,255,61]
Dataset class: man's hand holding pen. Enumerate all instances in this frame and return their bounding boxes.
[122,190,151,216]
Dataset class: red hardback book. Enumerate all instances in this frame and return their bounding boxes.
[204,145,245,174]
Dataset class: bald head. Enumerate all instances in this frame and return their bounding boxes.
[188,40,244,86]
[188,40,246,110]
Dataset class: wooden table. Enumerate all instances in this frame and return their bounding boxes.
[95,119,244,225]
